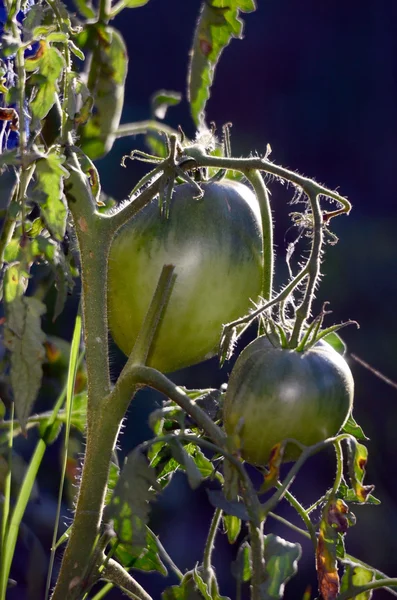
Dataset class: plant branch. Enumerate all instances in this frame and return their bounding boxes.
[187,154,351,214]
[113,365,226,448]
[289,188,323,348]
[151,530,183,581]
[261,434,353,518]
[202,508,222,592]
[101,559,153,600]
[245,169,273,301]
[338,578,397,600]
[281,489,317,551]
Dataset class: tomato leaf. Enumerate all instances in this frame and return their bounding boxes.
[347,440,375,503]
[68,391,87,433]
[169,440,203,489]
[316,515,340,600]
[106,448,160,552]
[25,41,65,120]
[340,562,375,599]
[323,331,347,355]
[72,0,95,19]
[113,526,167,576]
[342,414,369,441]
[231,541,251,582]
[259,535,301,599]
[260,443,284,493]
[188,0,256,126]
[123,0,150,6]
[79,26,127,159]
[31,151,69,240]
[223,514,241,544]
[3,265,46,432]
[207,489,249,520]
[151,89,182,120]
[338,479,380,506]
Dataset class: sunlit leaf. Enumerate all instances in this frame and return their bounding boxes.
[261,534,301,599]
[231,541,251,582]
[337,478,380,506]
[106,448,160,552]
[188,0,256,125]
[347,441,375,503]
[25,41,65,120]
[79,25,127,159]
[169,440,202,489]
[260,443,284,493]
[3,266,46,431]
[151,90,182,120]
[32,151,69,240]
[316,504,341,600]
[323,331,346,355]
[342,414,368,441]
[340,562,374,599]
[124,0,150,6]
[113,526,167,576]
[72,0,95,19]
[223,514,241,544]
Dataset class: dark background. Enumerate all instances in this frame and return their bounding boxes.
[9,0,397,598]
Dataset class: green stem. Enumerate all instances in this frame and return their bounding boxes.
[51,412,123,600]
[245,169,273,302]
[51,232,177,599]
[261,434,352,518]
[202,508,222,591]
[281,489,317,551]
[151,530,183,581]
[248,521,265,600]
[101,559,153,600]
[289,189,323,348]
[189,154,351,213]
[118,365,226,448]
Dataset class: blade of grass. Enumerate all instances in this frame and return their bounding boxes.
[45,312,83,600]
[0,314,83,600]
[90,582,114,599]
[0,403,14,594]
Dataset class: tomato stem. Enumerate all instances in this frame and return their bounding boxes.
[202,508,223,593]
[289,188,323,348]
[245,169,273,302]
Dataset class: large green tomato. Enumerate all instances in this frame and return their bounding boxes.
[223,336,354,464]
[108,180,263,373]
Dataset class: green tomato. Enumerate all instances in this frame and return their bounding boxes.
[223,336,354,464]
[108,180,263,373]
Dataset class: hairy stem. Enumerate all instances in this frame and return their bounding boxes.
[289,188,323,348]
[202,508,222,592]
[115,365,226,448]
[249,521,265,600]
[102,559,153,600]
[338,578,397,600]
[245,169,273,302]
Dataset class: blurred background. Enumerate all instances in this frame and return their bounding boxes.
[7,0,397,598]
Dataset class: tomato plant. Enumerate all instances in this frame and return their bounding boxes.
[108,179,263,373]
[223,337,354,465]
[0,0,389,597]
